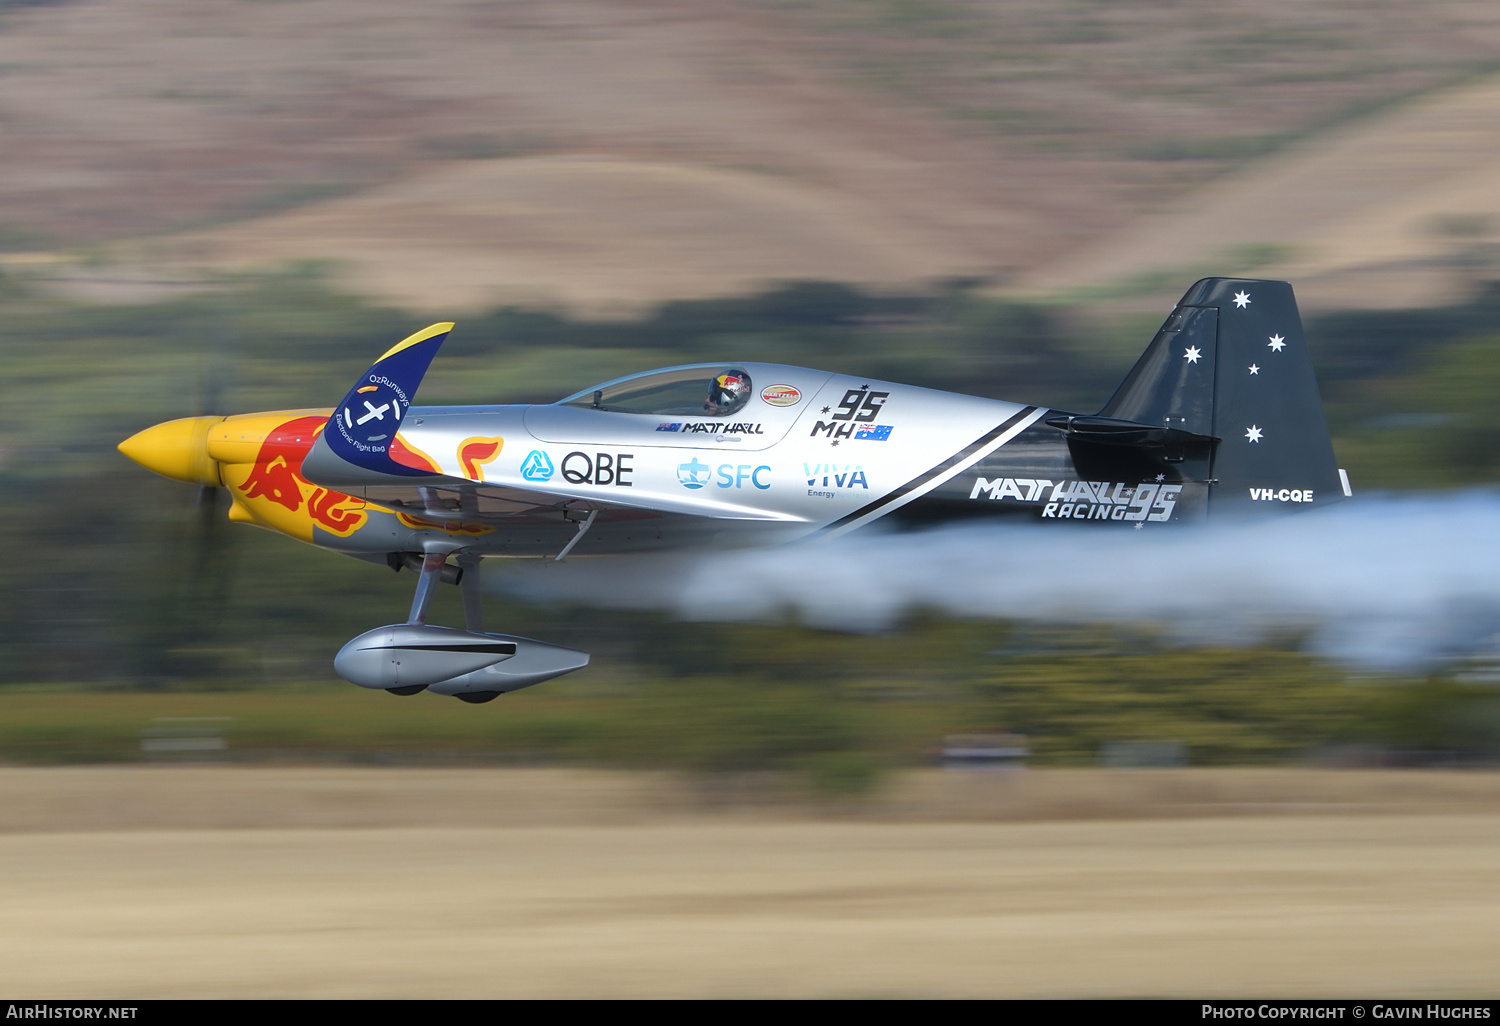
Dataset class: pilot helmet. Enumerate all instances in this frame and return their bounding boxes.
[706,369,752,415]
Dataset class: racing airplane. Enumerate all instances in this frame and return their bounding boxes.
[120,277,1350,703]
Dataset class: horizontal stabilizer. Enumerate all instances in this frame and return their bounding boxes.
[1044,413,1216,447]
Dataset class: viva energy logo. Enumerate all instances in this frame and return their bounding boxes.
[805,463,869,489]
[804,463,868,498]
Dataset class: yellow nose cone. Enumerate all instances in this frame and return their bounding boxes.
[118,416,225,486]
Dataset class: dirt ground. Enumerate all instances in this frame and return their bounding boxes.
[2,766,1498,998]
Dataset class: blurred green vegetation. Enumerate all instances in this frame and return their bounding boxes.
[4,624,1498,790]
[3,266,1500,783]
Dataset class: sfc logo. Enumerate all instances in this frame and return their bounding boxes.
[677,458,712,490]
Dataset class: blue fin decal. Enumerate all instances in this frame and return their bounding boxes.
[323,322,453,477]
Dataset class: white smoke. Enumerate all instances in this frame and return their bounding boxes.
[491,492,1500,671]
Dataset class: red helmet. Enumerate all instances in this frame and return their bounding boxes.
[706,369,752,415]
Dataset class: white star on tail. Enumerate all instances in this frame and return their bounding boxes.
[1267,334,1286,352]
[1245,425,1263,443]
[1249,364,1260,375]
[1233,291,1251,308]
[1184,346,1202,363]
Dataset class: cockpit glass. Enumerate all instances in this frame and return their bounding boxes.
[560,366,753,417]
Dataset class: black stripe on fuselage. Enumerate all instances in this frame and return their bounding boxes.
[821,405,1039,533]
[369,643,519,655]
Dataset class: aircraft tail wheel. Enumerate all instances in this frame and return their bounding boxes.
[386,684,427,696]
[455,691,503,704]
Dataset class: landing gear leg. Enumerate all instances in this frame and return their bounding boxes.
[458,552,483,633]
[387,551,453,696]
[454,552,502,702]
[407,551,450,625]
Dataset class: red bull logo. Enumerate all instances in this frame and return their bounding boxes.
[220,414,369,542]
[217,414,501,542]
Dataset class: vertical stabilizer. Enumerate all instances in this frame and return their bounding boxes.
[1100,278,1344,515]
[310,322,453,481]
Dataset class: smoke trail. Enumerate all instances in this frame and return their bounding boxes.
[491,492,1500,671]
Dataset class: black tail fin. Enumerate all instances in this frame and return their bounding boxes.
[1099,278,1348,515]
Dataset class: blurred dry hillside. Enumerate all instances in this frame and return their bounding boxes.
[3,0,1500,312]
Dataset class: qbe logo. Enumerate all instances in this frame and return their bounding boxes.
[520,450,554,482]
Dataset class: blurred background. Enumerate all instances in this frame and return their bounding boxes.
[4,0,1500,781]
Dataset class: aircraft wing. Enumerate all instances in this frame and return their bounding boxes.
[349,477,807,525]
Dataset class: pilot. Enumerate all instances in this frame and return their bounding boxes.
[705,369,751,416]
